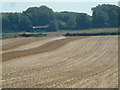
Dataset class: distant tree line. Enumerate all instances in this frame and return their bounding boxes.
[2,4,120,33]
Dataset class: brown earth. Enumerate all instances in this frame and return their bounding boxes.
[2,36,118,88]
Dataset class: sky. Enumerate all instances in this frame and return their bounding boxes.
[1,1,119,15]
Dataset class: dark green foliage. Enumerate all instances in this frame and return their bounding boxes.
[92,10,109,27]
[18,14,32,32]
[75,13,91,29]
[49,20,58,31]
[20,33,47,37]
[2,4,120,33]
[2,13,20,32]
[92,4,119,28]
[55,11,77,29]
[65,32,120,36]
[23,5,54,26]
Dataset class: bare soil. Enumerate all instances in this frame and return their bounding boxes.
[2,36,118,88]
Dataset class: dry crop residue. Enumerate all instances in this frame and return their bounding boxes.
[2,36,118,88]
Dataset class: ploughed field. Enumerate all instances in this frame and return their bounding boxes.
[2,36,118,88]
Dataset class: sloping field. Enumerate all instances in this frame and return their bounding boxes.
[2,36,118,88]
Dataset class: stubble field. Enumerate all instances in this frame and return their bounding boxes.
[1,35,118,88]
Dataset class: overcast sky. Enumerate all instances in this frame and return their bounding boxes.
[1,0,119,2]
[1,1,118,15]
